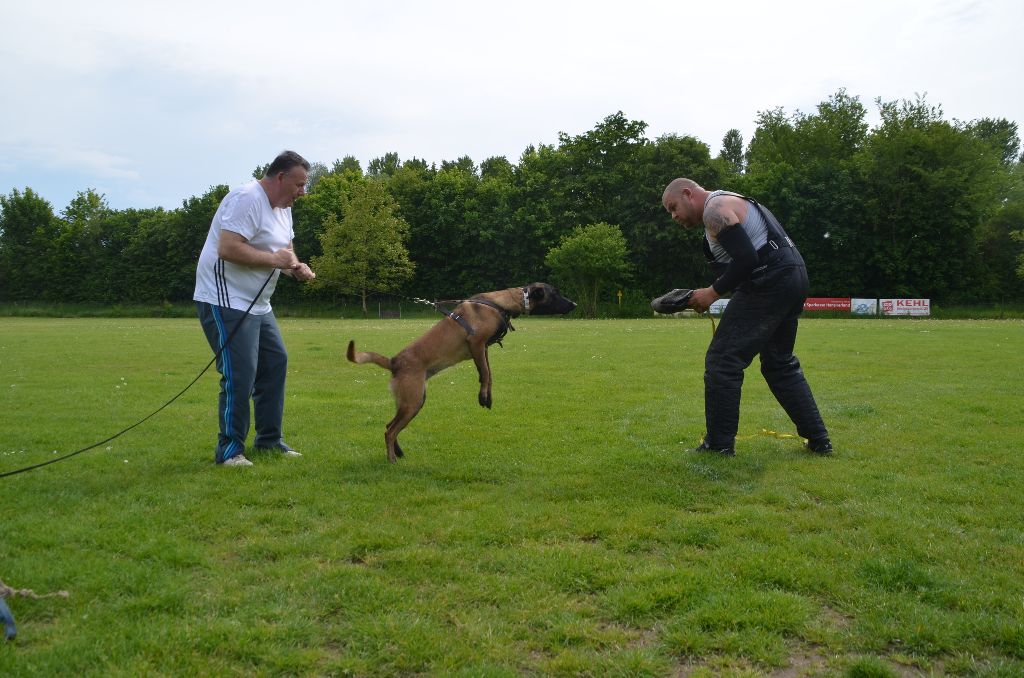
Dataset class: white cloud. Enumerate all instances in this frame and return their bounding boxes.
[1,143,137,179]
[47,148,139,180]
[1,0,1021,210]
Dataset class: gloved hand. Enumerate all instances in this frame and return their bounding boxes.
[651,288,695,314]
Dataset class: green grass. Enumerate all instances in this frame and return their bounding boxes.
[1,316,1022,676]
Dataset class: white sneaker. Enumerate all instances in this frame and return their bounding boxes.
[222,454,254,467]
[274,443,301,457]
[256,442,301,457]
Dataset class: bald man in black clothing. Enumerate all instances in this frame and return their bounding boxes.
[662,178,832,457]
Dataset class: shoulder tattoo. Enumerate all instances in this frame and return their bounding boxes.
[704,202,736,239]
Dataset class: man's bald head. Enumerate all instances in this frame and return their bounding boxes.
[663,178,700,199]
[662,178,706,227]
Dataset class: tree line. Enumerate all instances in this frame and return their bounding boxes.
[2,90,1022,312]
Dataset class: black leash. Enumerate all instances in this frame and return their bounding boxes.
[2,276,514,478]
[0,271,277,479]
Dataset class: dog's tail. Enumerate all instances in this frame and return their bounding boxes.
[347,340,392,370]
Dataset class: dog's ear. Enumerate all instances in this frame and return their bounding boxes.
[528,284,546,300]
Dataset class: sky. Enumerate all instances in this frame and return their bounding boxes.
[2,0,1021,212]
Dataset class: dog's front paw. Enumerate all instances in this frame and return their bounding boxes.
[478,390,492,409]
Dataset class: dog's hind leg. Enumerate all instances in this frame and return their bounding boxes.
[385,372,427,463]
[390,385,425,459]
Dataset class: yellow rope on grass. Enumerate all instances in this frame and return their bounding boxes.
[734,428,807,444]
[692,313,807,448]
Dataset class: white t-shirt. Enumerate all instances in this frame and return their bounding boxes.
[193,180,294,315]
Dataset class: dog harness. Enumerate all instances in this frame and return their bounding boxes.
[439,295,520,347]
[466,298,517,347]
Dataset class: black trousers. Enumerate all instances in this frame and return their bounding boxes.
[703,247,829,448]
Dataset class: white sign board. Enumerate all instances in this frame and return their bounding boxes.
[851,298,878,316]
[879,298,930,316]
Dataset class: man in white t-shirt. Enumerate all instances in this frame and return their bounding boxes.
[194,150,316,467]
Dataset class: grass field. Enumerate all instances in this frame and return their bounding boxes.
[1,316,1022,677]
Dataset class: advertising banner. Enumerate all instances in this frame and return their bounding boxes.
[709,299,730,315]
[851,299,878,315]
[804,297,851,311]
[880,298,931,316]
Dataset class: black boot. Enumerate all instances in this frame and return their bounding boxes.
[703,384,742,453]
[762,358,829,444]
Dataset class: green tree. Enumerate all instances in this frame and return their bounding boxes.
[383,159,435,293]
[631,133,724,293]
[507,143,565,283]
[52,190,113,301]
[976,162,1024,297]
[332,155,363,176]
[117,207,175,302]
[293,169,379,276]
[544,222,630,317]
[121,186,225,303]
[305,161,330,192]
[480,156,514,181]
[1013,229,1024,280]
[964,118,1021,166]
[309,179,414,316]
[472,163,527,287]
[744,90,870,295]
[555,112,649,228]
[367,152,400,177]
[168,187,229,300]
[856,96,1003,301]
[440,156,477,175]
[964,118,1023,298]
[406,165,480,297]
[0,188,60,301]
[718,128,745,174]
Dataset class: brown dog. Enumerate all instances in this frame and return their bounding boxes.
[347,283,576,462]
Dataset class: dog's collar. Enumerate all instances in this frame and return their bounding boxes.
[522,287,530,313]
